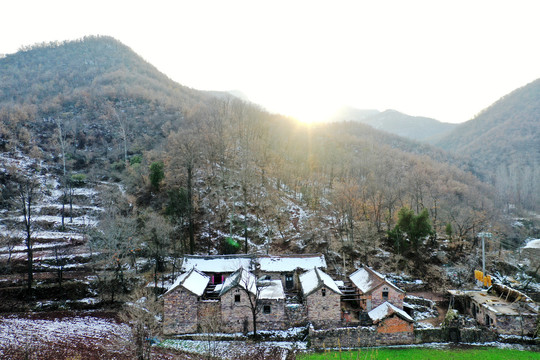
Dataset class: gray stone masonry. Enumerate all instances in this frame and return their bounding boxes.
[163,288,198,335]
[305,287,342,329]
[197,300,221,332]
[220,287,253,333]
[285,303,308,327]
[309,326,414,348]
[258,299,287,330]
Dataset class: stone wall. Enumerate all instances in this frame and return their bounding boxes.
[310,327,503,349]
[305,287,342,328]
[163,288,198,335]
[197,300,222,332]
[496,314,537,336]
[285,303,308,327]
[258,299,287,330]
[414,328,498,343]
[309,326,414,348]
[220,287,253,333]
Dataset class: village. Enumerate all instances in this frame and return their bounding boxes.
[163,253,539,346]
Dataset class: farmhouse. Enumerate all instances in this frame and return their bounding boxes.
[163,255,413,335]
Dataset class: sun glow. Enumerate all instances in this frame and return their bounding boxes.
[261,93,342,125]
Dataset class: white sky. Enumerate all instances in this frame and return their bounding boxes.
[2,0,539,123]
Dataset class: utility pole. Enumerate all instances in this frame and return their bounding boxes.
[478,231,492,283]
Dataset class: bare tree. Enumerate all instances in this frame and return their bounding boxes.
[197,305,223,359]
[121,288,162,360]
[13,172,41,295]
[166,126,203,255]
[234,268,271,339]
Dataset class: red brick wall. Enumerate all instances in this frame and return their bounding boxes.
[370,285,404,310]
[376,315,413,333]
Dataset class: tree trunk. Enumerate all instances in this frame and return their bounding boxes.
[187,165,195,254]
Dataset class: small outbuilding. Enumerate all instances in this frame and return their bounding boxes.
[368,301,414,333]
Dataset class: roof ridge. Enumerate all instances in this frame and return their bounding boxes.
[314,267,323,287]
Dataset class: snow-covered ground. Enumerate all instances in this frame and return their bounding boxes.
[0,313,131,358]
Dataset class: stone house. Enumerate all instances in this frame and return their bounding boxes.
[163,255,416,335]
[368,301,414,333]
[349,265,405,311]
[450,283,539,336]
[181,254,326,291]
[163,268,210,334]
[299,267,343,328]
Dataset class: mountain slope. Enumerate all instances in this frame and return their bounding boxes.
[435,78,540,209]
[0,37,506,289]
[0,36,213,171]
[361,110,457,142]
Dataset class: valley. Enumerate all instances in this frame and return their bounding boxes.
[0,37,538,359]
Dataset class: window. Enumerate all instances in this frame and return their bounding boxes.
[263,305,271,314]
[234,294,241,303]
[382,287,389,300]
[322,288,326,297]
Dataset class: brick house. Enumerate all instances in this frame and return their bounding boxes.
[299,267,343,328]
[368,301,414,333]
[349,265,405,311]
[163,268,210,334]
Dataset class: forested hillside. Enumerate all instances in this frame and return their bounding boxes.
[435,79,540,211]
[0,37,534,310]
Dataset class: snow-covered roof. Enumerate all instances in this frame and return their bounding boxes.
[181,255,252,273]
[219,267,257,296]
[524,238,540,249]
[299,268,343,297]
[349,266,403,294]
[258,280,285,300]
[165,268,210,296]
[258,254,327,272]
[368,302,413,323]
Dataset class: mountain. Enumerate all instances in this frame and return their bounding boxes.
[435,78,540,210]
[0,36,213,171]
[330,107,457,142]
[361,110,457,142]
[0,36,514,301]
